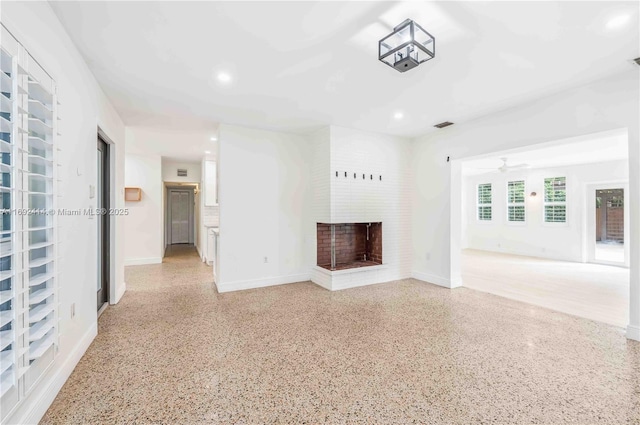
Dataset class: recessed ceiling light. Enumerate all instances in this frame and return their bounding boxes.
[393,111,404,120]
[204,150,212,154]
[217,72,232,83]
[210,136,217,141]
[606,14,630,30]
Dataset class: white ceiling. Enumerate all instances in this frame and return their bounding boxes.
[461,129,629,176]
[50,1,639,138]
[126,127,218,162]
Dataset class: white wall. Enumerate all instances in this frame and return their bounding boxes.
[162,160,201,183]
[217,124,312,292]
[124,126,216,163]
[217,124,413,292]
[1,2,126,423]
[410,70,640,340]
[463,160,628,262]
[310,127,331,224]
[124,153,163,265]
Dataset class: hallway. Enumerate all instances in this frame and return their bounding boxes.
[42,250,639,424]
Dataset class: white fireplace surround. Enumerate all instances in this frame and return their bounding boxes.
[308,126,412,290]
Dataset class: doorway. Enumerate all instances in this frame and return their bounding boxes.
[167,188,194,245]
[453,129,630,327]
[594,188,625,264]
[97,136,110,312]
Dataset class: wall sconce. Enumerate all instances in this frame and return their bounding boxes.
[530,192,537,197]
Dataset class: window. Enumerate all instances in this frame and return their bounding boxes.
[1,24,59,416]
[477,183,492,221]
[507,180,525,222]
[608,195,623,208]
[544,177,566,223]
[0,34,17,404]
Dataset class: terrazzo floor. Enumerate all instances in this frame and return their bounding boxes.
[42,245,640,424]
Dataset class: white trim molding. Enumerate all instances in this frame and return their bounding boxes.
[411,271,462,289]
[627,325,640,342]
[6,323,97,425]
[216,273,311,293]
[310,278,332,291]
[124,257,162,266]
[310,265,394,291]
[112,281,127,305]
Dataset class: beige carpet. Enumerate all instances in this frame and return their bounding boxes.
[42,246,640,424]
[462,249,629,327]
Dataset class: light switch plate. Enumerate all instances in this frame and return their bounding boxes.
[89,185,95,199]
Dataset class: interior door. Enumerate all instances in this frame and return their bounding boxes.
[97,136,110,311]
[170,190,191,244]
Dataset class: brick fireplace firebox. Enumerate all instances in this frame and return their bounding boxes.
[317,223,382,271]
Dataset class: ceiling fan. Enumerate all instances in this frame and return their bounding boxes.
[472,157,531,173]
[497,157,530,173]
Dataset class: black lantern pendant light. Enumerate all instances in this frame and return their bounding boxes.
[379,19,435,73]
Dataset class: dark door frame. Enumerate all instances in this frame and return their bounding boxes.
[97,135,110,312]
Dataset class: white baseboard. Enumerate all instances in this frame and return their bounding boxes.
[7,323,97,425]
[411,271,461,289]
[331,278,386,292]
[467,246,578,264]
[112,281,126,304]
[627,325,640,342]
[124,257,162,266]
[216,273,311,293]
[450,275,463,289]
[310,278,332,291]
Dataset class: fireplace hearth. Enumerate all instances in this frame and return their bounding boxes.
[317,223,382,271]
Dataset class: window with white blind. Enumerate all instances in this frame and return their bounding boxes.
[0,24,59,419]
[477,183,492,221]
[507,180,525,222]
[544,176,566,223]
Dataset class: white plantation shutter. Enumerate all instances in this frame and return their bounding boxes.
[0,24,60,419]
[507,180,525,222]
[544,177,566,223]
[24,53,58,384]
[477,183,492,221]
[0,29,19,406]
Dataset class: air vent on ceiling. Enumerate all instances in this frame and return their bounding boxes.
[634,57,640,66]
[434,121,454,129]
[177,169,188,177]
